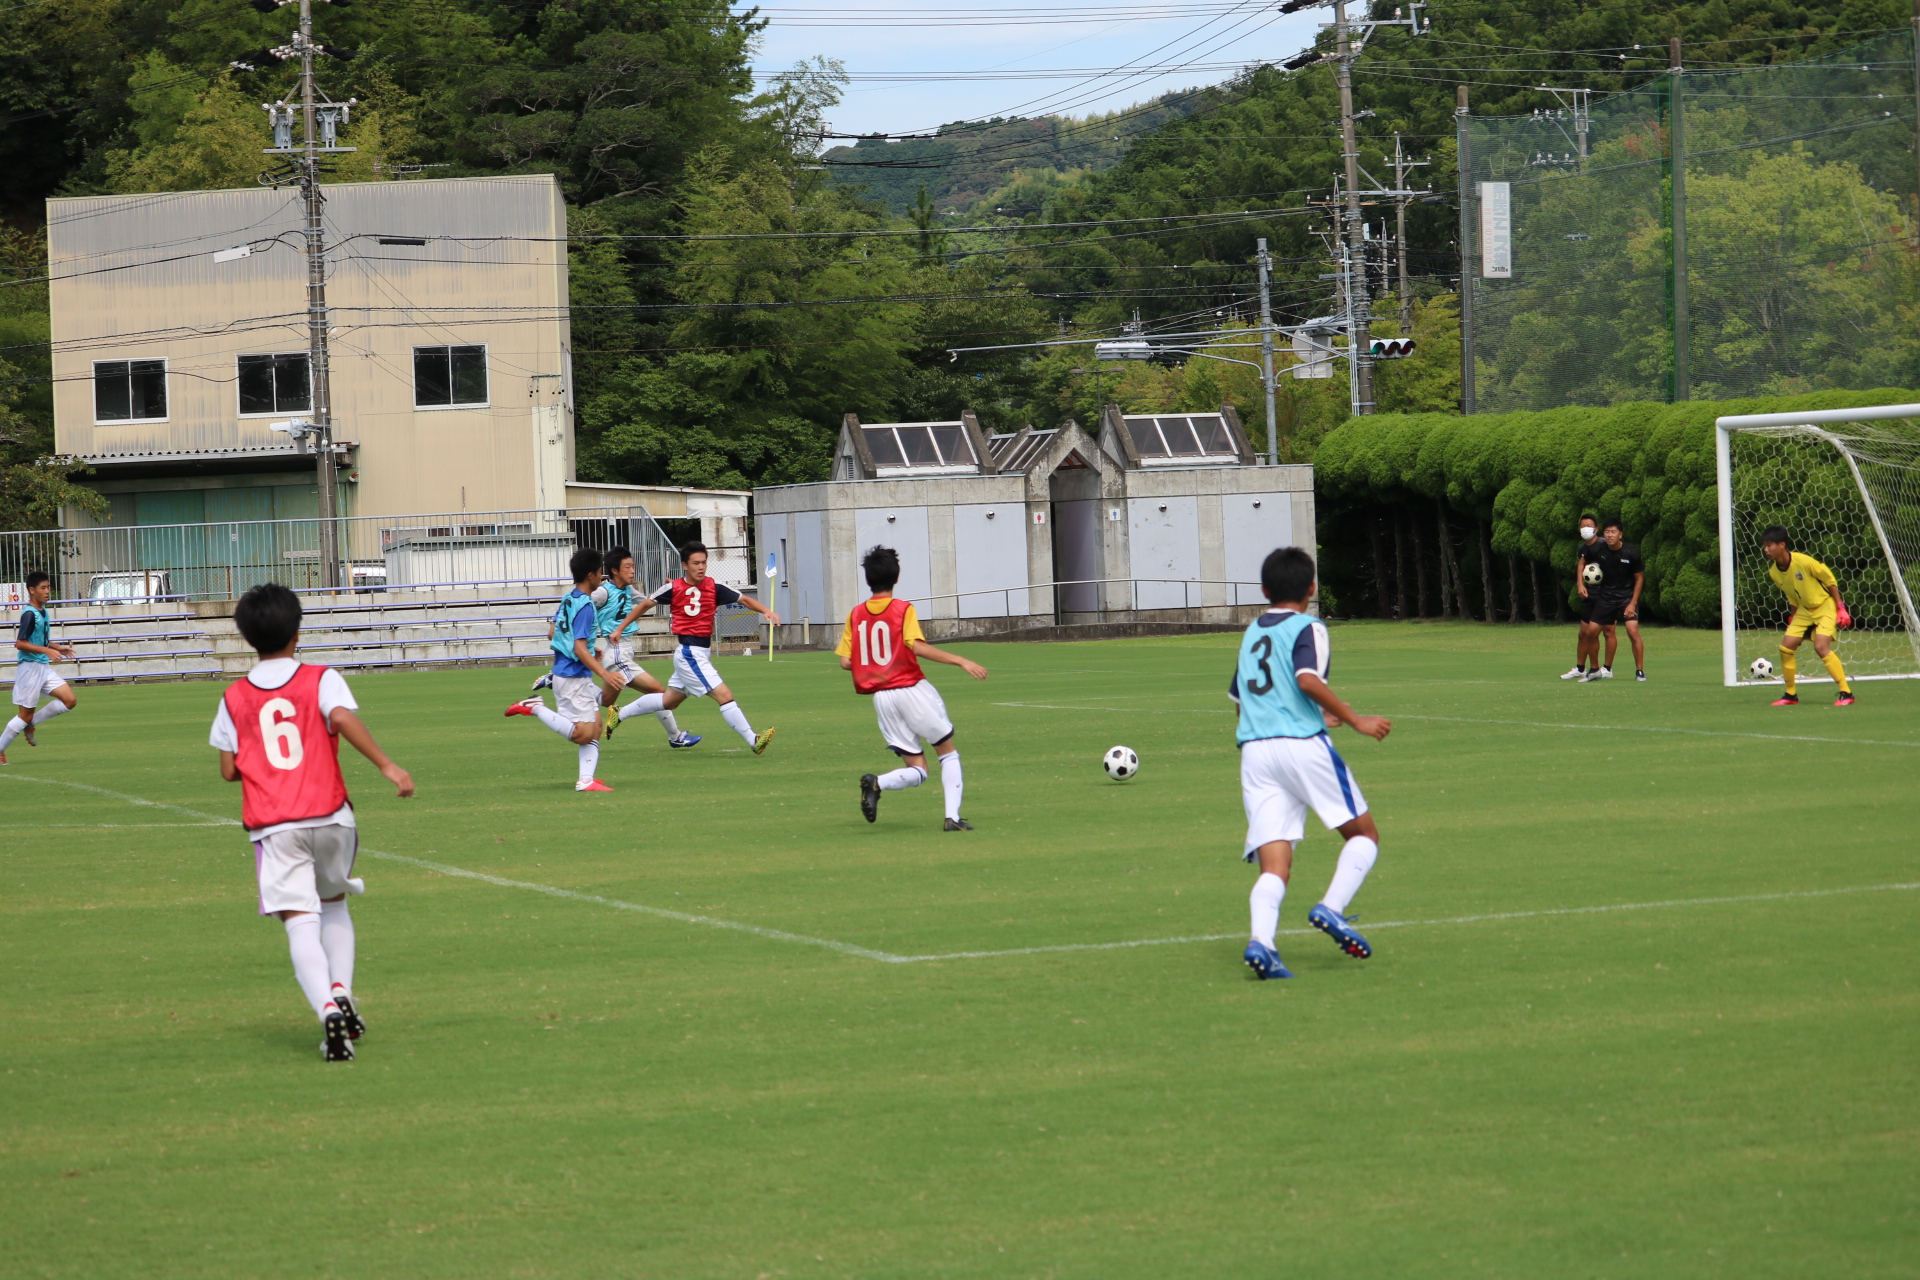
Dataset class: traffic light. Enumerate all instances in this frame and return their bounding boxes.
[1369,338,1417,359]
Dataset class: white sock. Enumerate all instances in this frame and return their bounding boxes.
[878,765,926,791]
[30,701,69,726]
[1321,836,1379,915]
[718,699,756,746]
[1249,873,1286,948]
[532,703,573,738]
[656,707,681,736]
[618,692,665,722]
[577,741,600,784]
[319,899,355,995]
[939,750,964,821]
[284,915,336,1019]
[0,716,22,752]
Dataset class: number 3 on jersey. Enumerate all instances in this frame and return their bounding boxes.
[259,697,305,770]
[857,618,893,666]
[683,584,702,617]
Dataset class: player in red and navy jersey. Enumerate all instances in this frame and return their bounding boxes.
[613,540,780,753]
[209,583,413,1062]
[840,545,986,830]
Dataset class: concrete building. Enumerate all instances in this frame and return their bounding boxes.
[754,406,1313,639]
[48,174,572,525]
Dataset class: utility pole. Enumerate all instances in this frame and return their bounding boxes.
[1332,0,1375,414]
[257,0,354,590]
[1256,237,1278,464]
[1390,133,1429,336]
[1668,36,1690,402]
[1457,84,1475,415]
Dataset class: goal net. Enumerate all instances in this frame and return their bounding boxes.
[1716,405,1920,687]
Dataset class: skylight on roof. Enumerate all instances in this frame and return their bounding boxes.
[1124,414,1238,465]
[862,422,977,473]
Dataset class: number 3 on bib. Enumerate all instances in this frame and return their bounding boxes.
[259,697,305,770]
[857,618,893,665]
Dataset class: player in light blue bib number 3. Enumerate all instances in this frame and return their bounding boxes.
[1228,547,1392,980]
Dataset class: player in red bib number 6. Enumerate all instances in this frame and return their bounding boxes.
[211,584,414,1062]
[839,545,987,830]
[612,540,780,753]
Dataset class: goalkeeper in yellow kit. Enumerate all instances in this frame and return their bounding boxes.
[1759,525,1854,707]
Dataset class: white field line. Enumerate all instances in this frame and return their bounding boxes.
[992,702,1920,748]
[6,773,1914,965]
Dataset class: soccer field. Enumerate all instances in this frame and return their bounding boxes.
[4,622,1915,1279]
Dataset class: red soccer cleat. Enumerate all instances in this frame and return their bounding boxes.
[1834,692,1855,706]
[1770,693,1798,706]
[505,698,541,717]
[575,779,613,792]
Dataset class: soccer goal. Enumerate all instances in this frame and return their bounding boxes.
[1715,403,1920,688]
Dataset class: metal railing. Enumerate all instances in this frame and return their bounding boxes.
[774,578,1271,646]
[0,505,715,605]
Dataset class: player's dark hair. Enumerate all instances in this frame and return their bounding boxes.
[603,546,632,575]
[1760,524,1792,549]
[680,540,707,563]
[234,582,302,655]
[862,545,900,593]
[1260,547,1315,603]
[23,570,48,591]
[1579,512,1598,523]
[1602,517,1623,533]
[569,547,603,583]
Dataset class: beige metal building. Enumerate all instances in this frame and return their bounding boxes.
[48,175,572,527]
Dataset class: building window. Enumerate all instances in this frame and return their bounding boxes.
[93,359,167,423]
[414,345,488,408]
[237,353,311,415]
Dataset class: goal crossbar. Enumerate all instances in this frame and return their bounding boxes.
[1715,402,1920,688]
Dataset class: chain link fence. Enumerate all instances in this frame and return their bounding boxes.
[1463,31,1919,413]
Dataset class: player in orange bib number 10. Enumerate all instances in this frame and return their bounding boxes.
[839,545,987,830]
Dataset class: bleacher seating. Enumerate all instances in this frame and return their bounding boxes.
[0,587,679,687]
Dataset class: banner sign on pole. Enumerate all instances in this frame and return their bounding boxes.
[1479,182,1512,278]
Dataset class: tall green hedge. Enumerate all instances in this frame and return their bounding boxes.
[1314,389,1919,625]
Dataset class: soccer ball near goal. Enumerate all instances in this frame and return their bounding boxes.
[1582,562,1604,586]
[1749,657,1775,681]
[1103,745,1140,780]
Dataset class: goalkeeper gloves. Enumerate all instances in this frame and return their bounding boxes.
[1836,603,1852,629]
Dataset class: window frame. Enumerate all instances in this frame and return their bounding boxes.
[412,343,491,410]
[91,357,170,426]
[235,352,313,418]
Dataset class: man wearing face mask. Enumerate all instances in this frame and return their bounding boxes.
[1560,514,1610,679]
[1578,518,1646,682]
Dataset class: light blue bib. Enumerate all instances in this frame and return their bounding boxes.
[595,582,632,640]
[17,605,50,664]
[550,591,594,663]
[1233,611,1325,743]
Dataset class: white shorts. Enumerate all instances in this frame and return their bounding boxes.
[598,641,648,683]
[873,679,954,755]
[11,662,66,709]
[668,643,725,698]
[1240,733,1368,860]
[255,822,359,916]
[552,675,601,723]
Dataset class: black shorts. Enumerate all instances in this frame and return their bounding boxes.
[1588,593,1637,626]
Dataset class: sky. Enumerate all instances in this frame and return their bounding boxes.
[746,1,1328,137]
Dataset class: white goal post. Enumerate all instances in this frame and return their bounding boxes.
[1715,402,1920,688]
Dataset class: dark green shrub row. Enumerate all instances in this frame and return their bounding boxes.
[1314,389,1918,625]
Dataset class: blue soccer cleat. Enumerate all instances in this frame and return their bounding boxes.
[530,672,554,691]
[668,732,702,749]
[1308,903,1372,958]
[1243,940,1292,980]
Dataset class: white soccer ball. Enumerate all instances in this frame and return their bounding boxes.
[1749,656,1775,680]
[1103,745,1140,781]
[1582,562,1604,586]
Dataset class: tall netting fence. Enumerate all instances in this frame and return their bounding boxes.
[1466,31,1919,412]
[1727,422,1920,683]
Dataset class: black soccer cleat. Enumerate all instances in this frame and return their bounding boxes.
[333,991,366,1040]
[943,818,974,831]
[321,1010,355,1061]
[859,773,880,823]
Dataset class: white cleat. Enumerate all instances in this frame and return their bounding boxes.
[1596,667,1615,679]
[1559,666,1585,680]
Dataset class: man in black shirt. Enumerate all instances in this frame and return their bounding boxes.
[1562,513,1608,679]
[1577,519,1646,681]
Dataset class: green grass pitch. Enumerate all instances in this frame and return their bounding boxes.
[3,623,1916,1278]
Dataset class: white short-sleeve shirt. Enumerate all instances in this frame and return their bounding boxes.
[210,658,359,839]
